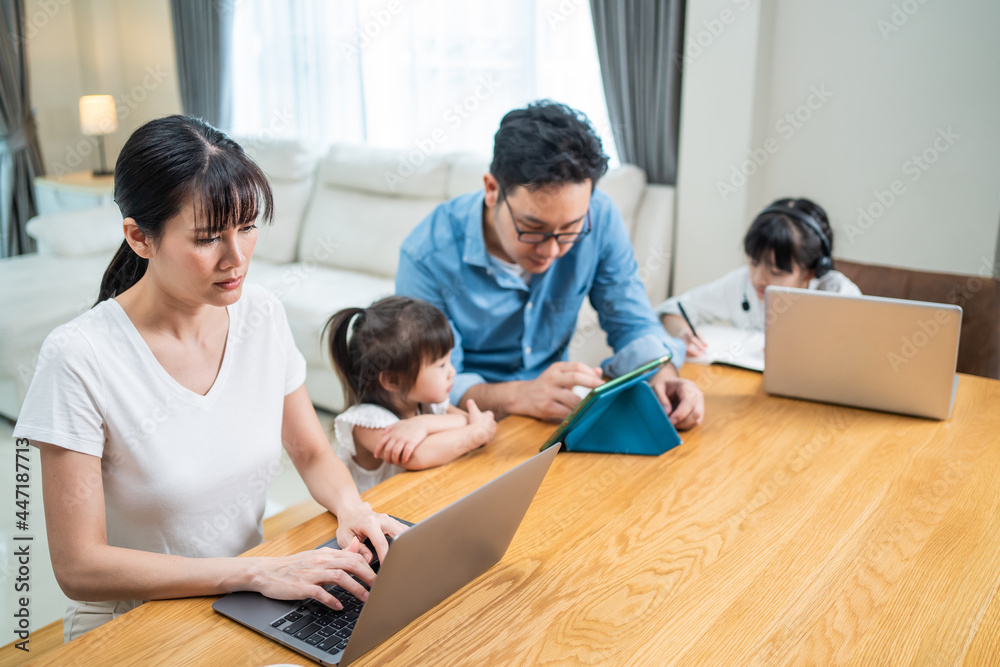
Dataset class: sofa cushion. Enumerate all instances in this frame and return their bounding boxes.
[238,137,318,182]
[26,204,124,257]
[0,252,112,376]
[446,153,490,198]
[237,138,319,264]
[596,164,646,234]
[298,186,441,278]
[319,144,451,199]
[253,177,316,264]
[246,260,395,366]
[630,184,675,305]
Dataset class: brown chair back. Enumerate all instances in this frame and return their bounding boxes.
[835,259,1000,379]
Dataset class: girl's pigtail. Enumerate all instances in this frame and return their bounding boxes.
[324,307,365,406]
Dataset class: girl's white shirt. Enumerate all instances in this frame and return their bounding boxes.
[654,266,862,332]
[334,400,449,492]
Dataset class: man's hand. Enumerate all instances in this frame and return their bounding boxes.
[649,364,705,430]
[514,362,603,421]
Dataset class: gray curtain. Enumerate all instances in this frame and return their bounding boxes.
[0,0,44,257]
[590,0,685,185]
[170,0,234,128]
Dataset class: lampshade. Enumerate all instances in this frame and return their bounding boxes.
[79,95,119,136]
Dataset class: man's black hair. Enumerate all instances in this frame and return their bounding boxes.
[490,100,609,196]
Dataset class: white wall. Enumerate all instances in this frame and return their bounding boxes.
[26,0,183,175]
[23,0,86,175]
[674,0,770,294]
[674,0,1000,293]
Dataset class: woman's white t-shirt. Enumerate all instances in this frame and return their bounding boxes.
[334,401,449,493]
[14,283,306,571]
[654,266,862,332]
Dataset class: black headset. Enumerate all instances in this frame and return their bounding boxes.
[742,203,833,310]
[757,204,833,278]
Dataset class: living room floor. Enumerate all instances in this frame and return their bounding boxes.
[1,412,327,636]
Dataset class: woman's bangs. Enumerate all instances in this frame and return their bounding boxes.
[191,151,274,235]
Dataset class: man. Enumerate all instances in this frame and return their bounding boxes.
[396,101,704,428]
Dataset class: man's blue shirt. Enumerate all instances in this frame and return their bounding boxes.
[396,189,686,405]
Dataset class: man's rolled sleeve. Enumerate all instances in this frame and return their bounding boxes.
[450,371,487,406]
[601,332,687,378]
[589,197,686,375]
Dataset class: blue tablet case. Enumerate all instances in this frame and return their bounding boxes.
[562,377,683,456]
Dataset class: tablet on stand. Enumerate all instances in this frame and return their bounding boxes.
[540,354,683,456]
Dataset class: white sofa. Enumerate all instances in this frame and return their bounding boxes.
[0,142,676,419]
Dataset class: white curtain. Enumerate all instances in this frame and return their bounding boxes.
[231,0,618,162]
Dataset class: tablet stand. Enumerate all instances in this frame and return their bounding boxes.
[563,379,682,456]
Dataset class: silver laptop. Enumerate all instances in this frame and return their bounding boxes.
[214,444,559,665]
[764,287,961,419]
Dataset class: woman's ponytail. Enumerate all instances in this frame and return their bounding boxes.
[96,240,148,304]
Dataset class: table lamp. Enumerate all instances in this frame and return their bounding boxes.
[79,94,118,176]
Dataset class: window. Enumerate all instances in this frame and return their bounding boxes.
[231,0,618,163]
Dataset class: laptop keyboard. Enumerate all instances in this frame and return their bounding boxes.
[268,546,381,656]
[270,586,365,654]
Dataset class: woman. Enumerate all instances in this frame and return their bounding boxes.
[13,115,404,641]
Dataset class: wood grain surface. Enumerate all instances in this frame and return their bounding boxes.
[22,366,1000,666]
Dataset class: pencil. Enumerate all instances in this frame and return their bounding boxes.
[677,303,700,340]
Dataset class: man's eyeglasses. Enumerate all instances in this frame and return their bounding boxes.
[503,197,591,245]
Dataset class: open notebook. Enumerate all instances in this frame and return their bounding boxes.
[683,324,765,372]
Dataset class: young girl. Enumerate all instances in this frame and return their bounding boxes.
[326,296,497,492]
[657,198,861,357]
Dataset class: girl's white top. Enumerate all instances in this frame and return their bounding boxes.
[334,400,449,492]
[655,266,861,332]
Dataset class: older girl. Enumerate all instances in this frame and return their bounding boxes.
[657,198,861,356]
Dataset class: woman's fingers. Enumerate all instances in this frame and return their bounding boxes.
[309,584,344,610]
[305,553,369,609]
[354,519,391,565]
[380,514,409,539]
[343,535,370,562]
[257,546,376,609]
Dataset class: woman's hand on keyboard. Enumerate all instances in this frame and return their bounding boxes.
[335,502,408,565]
[248,537,374,610]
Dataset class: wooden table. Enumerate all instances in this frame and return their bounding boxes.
[26,366,1000,665]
